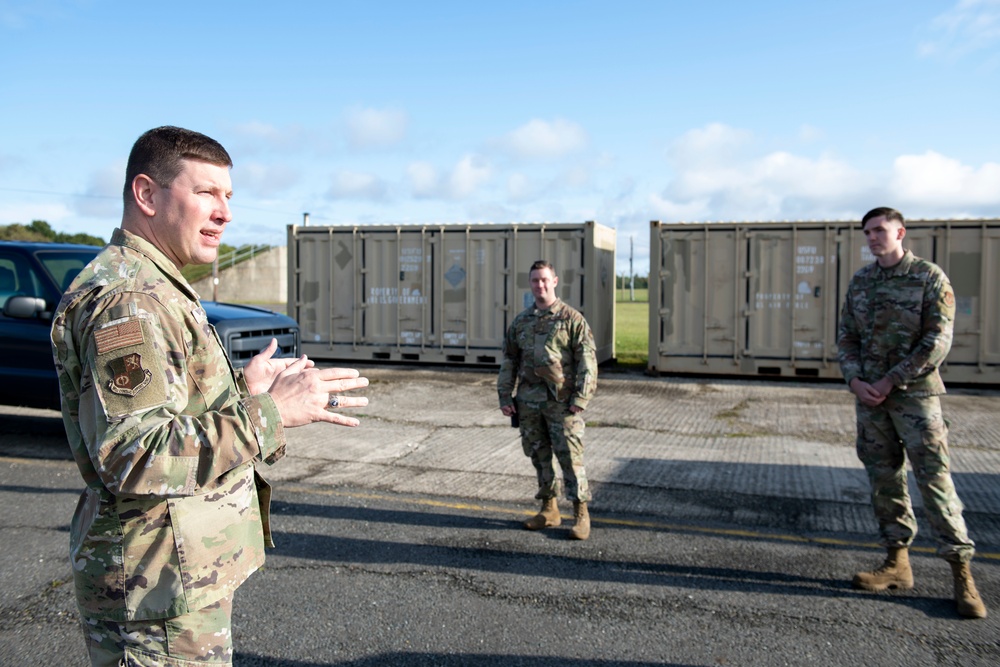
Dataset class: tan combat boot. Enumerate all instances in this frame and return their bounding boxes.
[853,547,914,591]
[950,561,988,619]
[523,498,561,530]
[569,501,590,540]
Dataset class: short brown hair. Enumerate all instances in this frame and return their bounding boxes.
[861,206,904,228]
[529,260,555,274]
[123,126,232,205]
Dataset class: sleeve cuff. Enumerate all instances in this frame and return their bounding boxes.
[241,392,287,465]
[234,368,251,398]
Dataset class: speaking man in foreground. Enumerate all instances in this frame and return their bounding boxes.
[52,126,370,665]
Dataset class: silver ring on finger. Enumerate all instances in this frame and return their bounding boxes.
[328,395,340,408]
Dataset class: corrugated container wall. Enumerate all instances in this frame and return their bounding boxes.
[289,222,616,365]
[649,219,1000,385]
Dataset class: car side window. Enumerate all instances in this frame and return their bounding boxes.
[0,253,46,312]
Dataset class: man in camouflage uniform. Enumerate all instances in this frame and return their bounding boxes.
[498,260,598,540]
[838,206,986,619]
[51,126,370,666]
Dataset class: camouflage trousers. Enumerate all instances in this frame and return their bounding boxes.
[855,394,974,563]
[516,397,591,502]
[80,596,233,666]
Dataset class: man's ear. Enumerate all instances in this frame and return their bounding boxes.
[897,225,907,241]
[131,174,159,217]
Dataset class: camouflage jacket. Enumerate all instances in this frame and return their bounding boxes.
[50,228,286,622]
[497,298,597,409]
[837,250,955,397]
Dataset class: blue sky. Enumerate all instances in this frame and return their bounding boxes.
[2,0,999,274]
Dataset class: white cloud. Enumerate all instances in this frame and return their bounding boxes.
[229,121,312,154]
[449,154,493,198]
[345,106,408,150]
[502,118,588,160]
[652,123,1000,223]
[889,151,1000,207]
[507,173,536,202]
[407,161,440,198]
[666,122,753,168]
[71,163,123,218]
[408,155,493,200]
[918,0,1000,60]
[655,123,870,221]
[0,200,73,226]
[505,166,590,204]
[648,194,712,221]
[557,165,591,189]
[235,162,301,198]
[326,170,388,201]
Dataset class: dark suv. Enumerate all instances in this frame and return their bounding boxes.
[0,241,300,410]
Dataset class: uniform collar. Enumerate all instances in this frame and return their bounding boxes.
[111,227,200,300]
[876,249,915,278]
[533,298,563,315]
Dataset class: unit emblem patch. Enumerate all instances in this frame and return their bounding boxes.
[108,352,152,397]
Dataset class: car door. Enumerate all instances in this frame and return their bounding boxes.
[0,251,61,409]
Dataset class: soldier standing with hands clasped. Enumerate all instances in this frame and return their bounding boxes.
[498,260,598,540]
[51,126,370,666]
[838,206,987,619]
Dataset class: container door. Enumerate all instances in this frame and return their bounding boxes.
[745,228,833,362]
[360,230,431,347]
[653,226,740,362]
[436,229,508,352]
[936,224,1000,366]
[292,229,362,347]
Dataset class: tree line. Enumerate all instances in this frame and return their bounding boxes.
[0,220,105,246]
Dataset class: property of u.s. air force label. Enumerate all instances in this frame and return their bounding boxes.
[108,352,152,396]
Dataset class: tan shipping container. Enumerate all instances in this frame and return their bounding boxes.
[288,221,616,365]
[649,219,1000,385]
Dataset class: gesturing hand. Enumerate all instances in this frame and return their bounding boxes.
[266,357,370,428]
[244,338,314,396]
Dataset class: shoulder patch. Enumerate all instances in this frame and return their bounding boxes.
[94,319,145,354]
[92,316,169,419]
[107,353,153,397]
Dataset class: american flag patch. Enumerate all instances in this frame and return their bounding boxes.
[94,320,145,355]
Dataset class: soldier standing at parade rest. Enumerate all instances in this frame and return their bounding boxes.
[51,126,370,665]
[838,206,987,619]
[498,260,598,540]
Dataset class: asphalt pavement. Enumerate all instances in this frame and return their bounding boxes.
[3,366,1000,666]
[272,366,1000,552]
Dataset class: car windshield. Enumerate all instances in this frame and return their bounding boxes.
[35,249,100,293]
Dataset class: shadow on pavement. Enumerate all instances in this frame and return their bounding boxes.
[236,654,697,667]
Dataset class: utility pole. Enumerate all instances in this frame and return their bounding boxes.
[212,257,219,301]
[629,235,634,302]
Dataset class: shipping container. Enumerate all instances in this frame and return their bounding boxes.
[288,221,616,365]
[649,219,1000,385]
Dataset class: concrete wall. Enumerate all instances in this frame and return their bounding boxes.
[192,246,286,304]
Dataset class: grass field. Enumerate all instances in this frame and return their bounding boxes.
[615,291,649,368]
